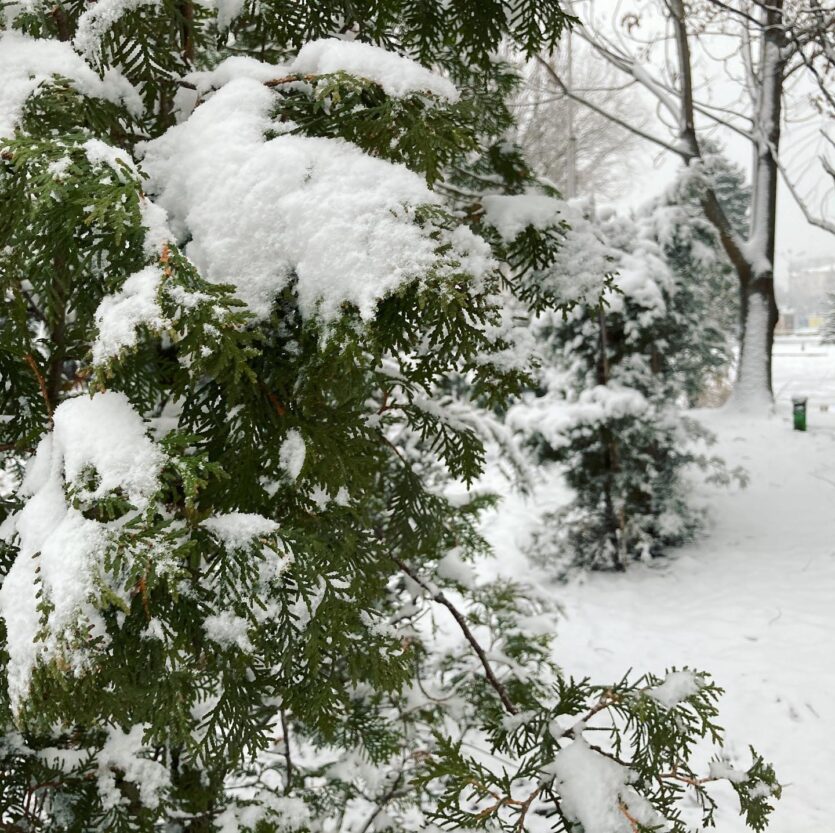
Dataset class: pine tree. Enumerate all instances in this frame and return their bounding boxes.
[512,200,743,572]
[1,5,779,832]
[646,149,750,406]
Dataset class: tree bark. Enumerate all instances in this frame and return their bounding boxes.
[729,0,784,409]
[668,0,782,409]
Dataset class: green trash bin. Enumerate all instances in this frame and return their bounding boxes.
[792,396,807,431]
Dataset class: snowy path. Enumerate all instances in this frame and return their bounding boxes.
[483,336,835,831]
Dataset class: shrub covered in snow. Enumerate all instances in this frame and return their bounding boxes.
[646,149,749,406]
[0,5,777,833]
[512,200,744,572]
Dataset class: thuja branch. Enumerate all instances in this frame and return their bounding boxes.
[389,554,518,715]
[24,353,52,419]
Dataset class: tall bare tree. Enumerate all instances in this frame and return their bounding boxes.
[538,0,835,409]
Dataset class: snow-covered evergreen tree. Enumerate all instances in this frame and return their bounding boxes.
[0,5,779,832]
[645,150,750,406]
[512,201,742,572]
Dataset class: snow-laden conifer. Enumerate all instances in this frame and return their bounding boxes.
[1,4,779,832]
[512,195,745,572]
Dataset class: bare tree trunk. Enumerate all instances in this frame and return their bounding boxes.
[668,0,782,410]
[729,0,784,410]
[544,0,810,411]
[596,304,623,570]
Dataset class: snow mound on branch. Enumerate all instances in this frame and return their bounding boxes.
[182,55,286,95]
[202,512,279,550]
[51,392,165,507]
[607,249,668,315]
[214,796,311,833]
[83,137,139,180]
[508,384,650,449]
[0,30,140,137]
[279,430,306,481]
[0,392,164,711]
[481,193,563,241]
[73,0,161,60]
[540,200,613,306]
[181,38,457,107]
[568,385,650,424]
[290,38,459,102]
[142,77,489,321]
[97,724,171,810]
[203,611,252,651]
[544,737,666,833]
[92,266,168,363]
[647,670,705,708]
[215,0,247,30]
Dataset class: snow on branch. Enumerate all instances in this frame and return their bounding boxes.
[0,31,140,138]
[0,392,165,711]
[141,77,492,322]
[73,0,162,60]
[290,38,459,102]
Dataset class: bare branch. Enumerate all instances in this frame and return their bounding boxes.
[703,0,763,27]
[776,158,835,235]
[390,554,518,716]
[357,769,406,833]
[279,708,293,795]
[533,55,687,157]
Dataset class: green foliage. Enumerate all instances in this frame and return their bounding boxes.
[520,186,747,572]
[0,4,777,833]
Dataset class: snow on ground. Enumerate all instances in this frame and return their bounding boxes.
[482,334,835,831]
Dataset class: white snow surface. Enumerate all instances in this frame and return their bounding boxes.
[480,335,835,831]
[92,265,168,363]
[141,77,490,321]
[481,193,563,242]
[0,31,140,137]
[202,512,279,550]
[290,38,459,102]
[0,392,165,712]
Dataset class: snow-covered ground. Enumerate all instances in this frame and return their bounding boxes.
[483,334,835,831]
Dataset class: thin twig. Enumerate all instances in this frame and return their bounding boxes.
[279,708,293,794]
[389,554,518,715]
[24,354,52,419]
[357,769,405,833]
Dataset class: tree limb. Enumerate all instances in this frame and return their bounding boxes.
[533,55,686,157]
[389,554,518,715]
[777,157,835,235]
